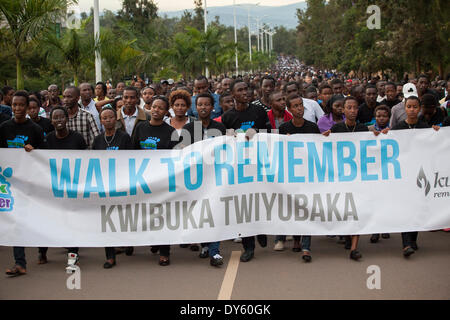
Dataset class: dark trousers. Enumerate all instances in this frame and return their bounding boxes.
[156,245,170,257]
[13,247,26,268]
[242,235,267,251]
[401,232,418,248]
[105,247,116,260]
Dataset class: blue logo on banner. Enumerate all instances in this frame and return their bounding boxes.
[0,167,14,212]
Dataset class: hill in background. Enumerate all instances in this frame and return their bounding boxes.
[160,2,307,30]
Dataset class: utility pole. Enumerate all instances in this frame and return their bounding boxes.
[94,0,102,82]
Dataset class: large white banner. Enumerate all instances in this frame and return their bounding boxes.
[1,128,449,247]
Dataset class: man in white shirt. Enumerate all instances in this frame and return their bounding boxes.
[116,87,149,137]
[79,83,102,132]
[283,81,324,123]
[376,80,386,102]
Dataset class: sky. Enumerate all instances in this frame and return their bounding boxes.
[77,0,303,13]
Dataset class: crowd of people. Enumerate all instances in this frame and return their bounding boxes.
[1,56,449,276]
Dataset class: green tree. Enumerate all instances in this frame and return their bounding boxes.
[0,0,73,89]
[40,18,92,86]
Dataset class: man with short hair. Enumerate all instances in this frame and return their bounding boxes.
[357,84,380,125]
[43,84,62,115]
[79,83,102,132]
[376,80,386,102]
[330,79,344,96]
[1,86,15,107]
[222,80,270,263]
[116,87,150,137]
[251,76,276,112]
[0,90,13,117]
[380,82,401,109]
[64,86,100,148]
[351,85,365,106]
[283,81,324,123]
[221,77,232,93]
[116,82,126,96]
[188,76,222,119]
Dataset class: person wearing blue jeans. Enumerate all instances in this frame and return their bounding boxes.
[200,242,223,267]
[275,235,312,262]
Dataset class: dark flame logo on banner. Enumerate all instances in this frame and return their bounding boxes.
[417,167,431,196]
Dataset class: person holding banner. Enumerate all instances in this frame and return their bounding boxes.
[324,96,369,261]
[45,106,87,272]
[132,95,179,266]
[0,91,46,276]
[93,105,133,269]
[368,105,392,244]
[222,80,271,263]
[278,93,321,262]
[182,92,227,267]
[389,96,440,257]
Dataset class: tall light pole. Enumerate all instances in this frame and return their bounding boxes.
[204,0,209,78]
[94,0,102,82]
[233,0,238,76]
[247,8,252,64]
[255,17,260,52]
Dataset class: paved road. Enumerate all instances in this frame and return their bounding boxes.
[1,232,449,300]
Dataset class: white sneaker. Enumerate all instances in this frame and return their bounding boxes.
[274,241,285,251]
[66,253,79,274]
[233,237,242,243]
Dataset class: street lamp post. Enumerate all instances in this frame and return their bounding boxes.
[204,0,209,78]
[94,0,102,82]
[233,0,238,76]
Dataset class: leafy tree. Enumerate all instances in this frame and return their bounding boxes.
[0,0,73,89]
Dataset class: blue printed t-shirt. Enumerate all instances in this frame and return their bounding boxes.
[221,104,271,132]
[132,121,179,150]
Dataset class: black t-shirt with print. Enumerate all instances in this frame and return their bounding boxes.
[93,129,133,150]
[132,121,179,150]
[279,119,320,135]
[46,130,87,150]
[0,119,46,149]
[221,104,271,132]
[250,99,271,112]
[331,122,369,133]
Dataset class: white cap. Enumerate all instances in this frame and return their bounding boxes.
[403,83,418,98]
[168,79,174,85]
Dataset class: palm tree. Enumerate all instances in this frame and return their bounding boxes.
[40,17,90,86]
[97,28,141,83]
[0,0,73,89]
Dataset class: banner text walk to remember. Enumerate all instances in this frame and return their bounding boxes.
[1,128,449,247]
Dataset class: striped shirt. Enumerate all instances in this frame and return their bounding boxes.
[67,106,100,149]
